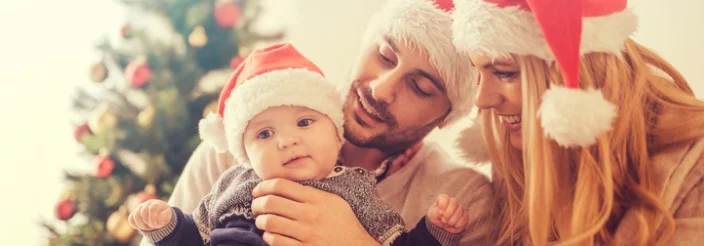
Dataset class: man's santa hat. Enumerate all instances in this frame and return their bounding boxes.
[362,0,476,126]
[198,43,344,165]
[452,0,635,148]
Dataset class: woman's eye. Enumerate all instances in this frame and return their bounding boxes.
[257,130,273,139]
[494,71,518,80]
[297,119,314,127]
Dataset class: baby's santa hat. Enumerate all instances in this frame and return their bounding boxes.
[198,43,344,165]
[452,0,635,152]
[362,0,476,127]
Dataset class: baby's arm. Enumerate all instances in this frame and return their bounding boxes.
[128,200,204,246]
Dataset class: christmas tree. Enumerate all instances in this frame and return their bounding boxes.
[42,0,282,245]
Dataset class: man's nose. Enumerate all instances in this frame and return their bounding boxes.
[369,70,402,103]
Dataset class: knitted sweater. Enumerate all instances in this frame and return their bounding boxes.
[141,165,461,245]
[154,142,497,245]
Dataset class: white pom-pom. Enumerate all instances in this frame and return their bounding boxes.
[455,120,492,164]
[538,86,617,147]
[198,113,229,153]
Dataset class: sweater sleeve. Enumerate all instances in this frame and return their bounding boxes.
[141,207,205,246]
[388,217,453,246]
[167,142,235,213]
[138,143,235,246]
[667,167,704,245]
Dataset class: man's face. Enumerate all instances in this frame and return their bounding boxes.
[342,35,452,152]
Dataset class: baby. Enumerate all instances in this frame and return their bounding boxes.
[128,43,468,246]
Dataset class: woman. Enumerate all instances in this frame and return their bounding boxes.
[453,0,704,245]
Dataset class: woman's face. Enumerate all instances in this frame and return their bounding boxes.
[469,54,524,150]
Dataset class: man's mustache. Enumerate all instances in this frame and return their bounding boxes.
[357,84,397,126]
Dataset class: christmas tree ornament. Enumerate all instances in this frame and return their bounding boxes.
[88,104,118,136]
[94,155,115,178]
[136,106,156,129]
[238,47,250,58]
[188,26,208,48]
[55,199,77,221]
[89,62,108,83]
[126,184,159,213]
[119,24,132,39]
[125,56,152,88]
[214,1,241,29]
[103,178,125,207]
[73,123,92,143]
[203,100,219,117]
[106,207,136,243]
[229,55,245,69]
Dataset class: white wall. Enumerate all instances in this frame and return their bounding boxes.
[0,0,702,245]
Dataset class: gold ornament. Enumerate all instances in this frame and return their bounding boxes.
[137,106,156,129]
[88,104,118,136]
[238,47,250,58]
[106,207,136,243]
[89,62,108,82]
[203,100,219,117]
[188,26,208,48]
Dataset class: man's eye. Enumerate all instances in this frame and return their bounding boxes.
[410,78,432,97]
[378,52,395,66]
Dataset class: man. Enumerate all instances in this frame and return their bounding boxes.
[165,0,496,245]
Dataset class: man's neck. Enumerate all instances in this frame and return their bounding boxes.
[340,142,391,171]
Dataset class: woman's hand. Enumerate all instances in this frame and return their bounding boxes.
[251,178,380,246]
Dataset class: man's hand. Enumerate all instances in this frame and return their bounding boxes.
[251,179,380,246]
[128,199,173,232]
[427,194,469,234]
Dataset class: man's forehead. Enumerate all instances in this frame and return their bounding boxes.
[381,35,446,87]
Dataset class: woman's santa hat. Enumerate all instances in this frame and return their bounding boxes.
[198,43,344,165]
[362,0,476,127]
[452,0,635,148]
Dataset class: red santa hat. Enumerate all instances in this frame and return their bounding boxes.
[452,0,634,147]
[198,43,345,164]
[361,0,476,126]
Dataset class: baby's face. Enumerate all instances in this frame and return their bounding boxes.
[243,106,341,181]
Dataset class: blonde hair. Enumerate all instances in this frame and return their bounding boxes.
[486,39,704,245]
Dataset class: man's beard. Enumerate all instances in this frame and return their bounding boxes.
[342,80,443,153]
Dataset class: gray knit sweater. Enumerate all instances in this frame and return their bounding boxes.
[194,165,407,244]
[143,165,461,245]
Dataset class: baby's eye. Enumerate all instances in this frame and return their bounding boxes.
[257,130,273,139]
[297,118,314,127]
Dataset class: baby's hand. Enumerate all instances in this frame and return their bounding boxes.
[127,199,173,232]
[427,194,469,234]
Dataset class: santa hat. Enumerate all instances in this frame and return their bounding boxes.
[198,43,345,165]
[361,0,476,127]
[452,0,634,147]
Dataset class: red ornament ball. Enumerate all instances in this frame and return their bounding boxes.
[229,55,245,69]
[55,199,78,221]
[73,123,92,143]
[95,155,116,178]
[214,2,241,29]
[120,24,133,39]
[125,57,152,88]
